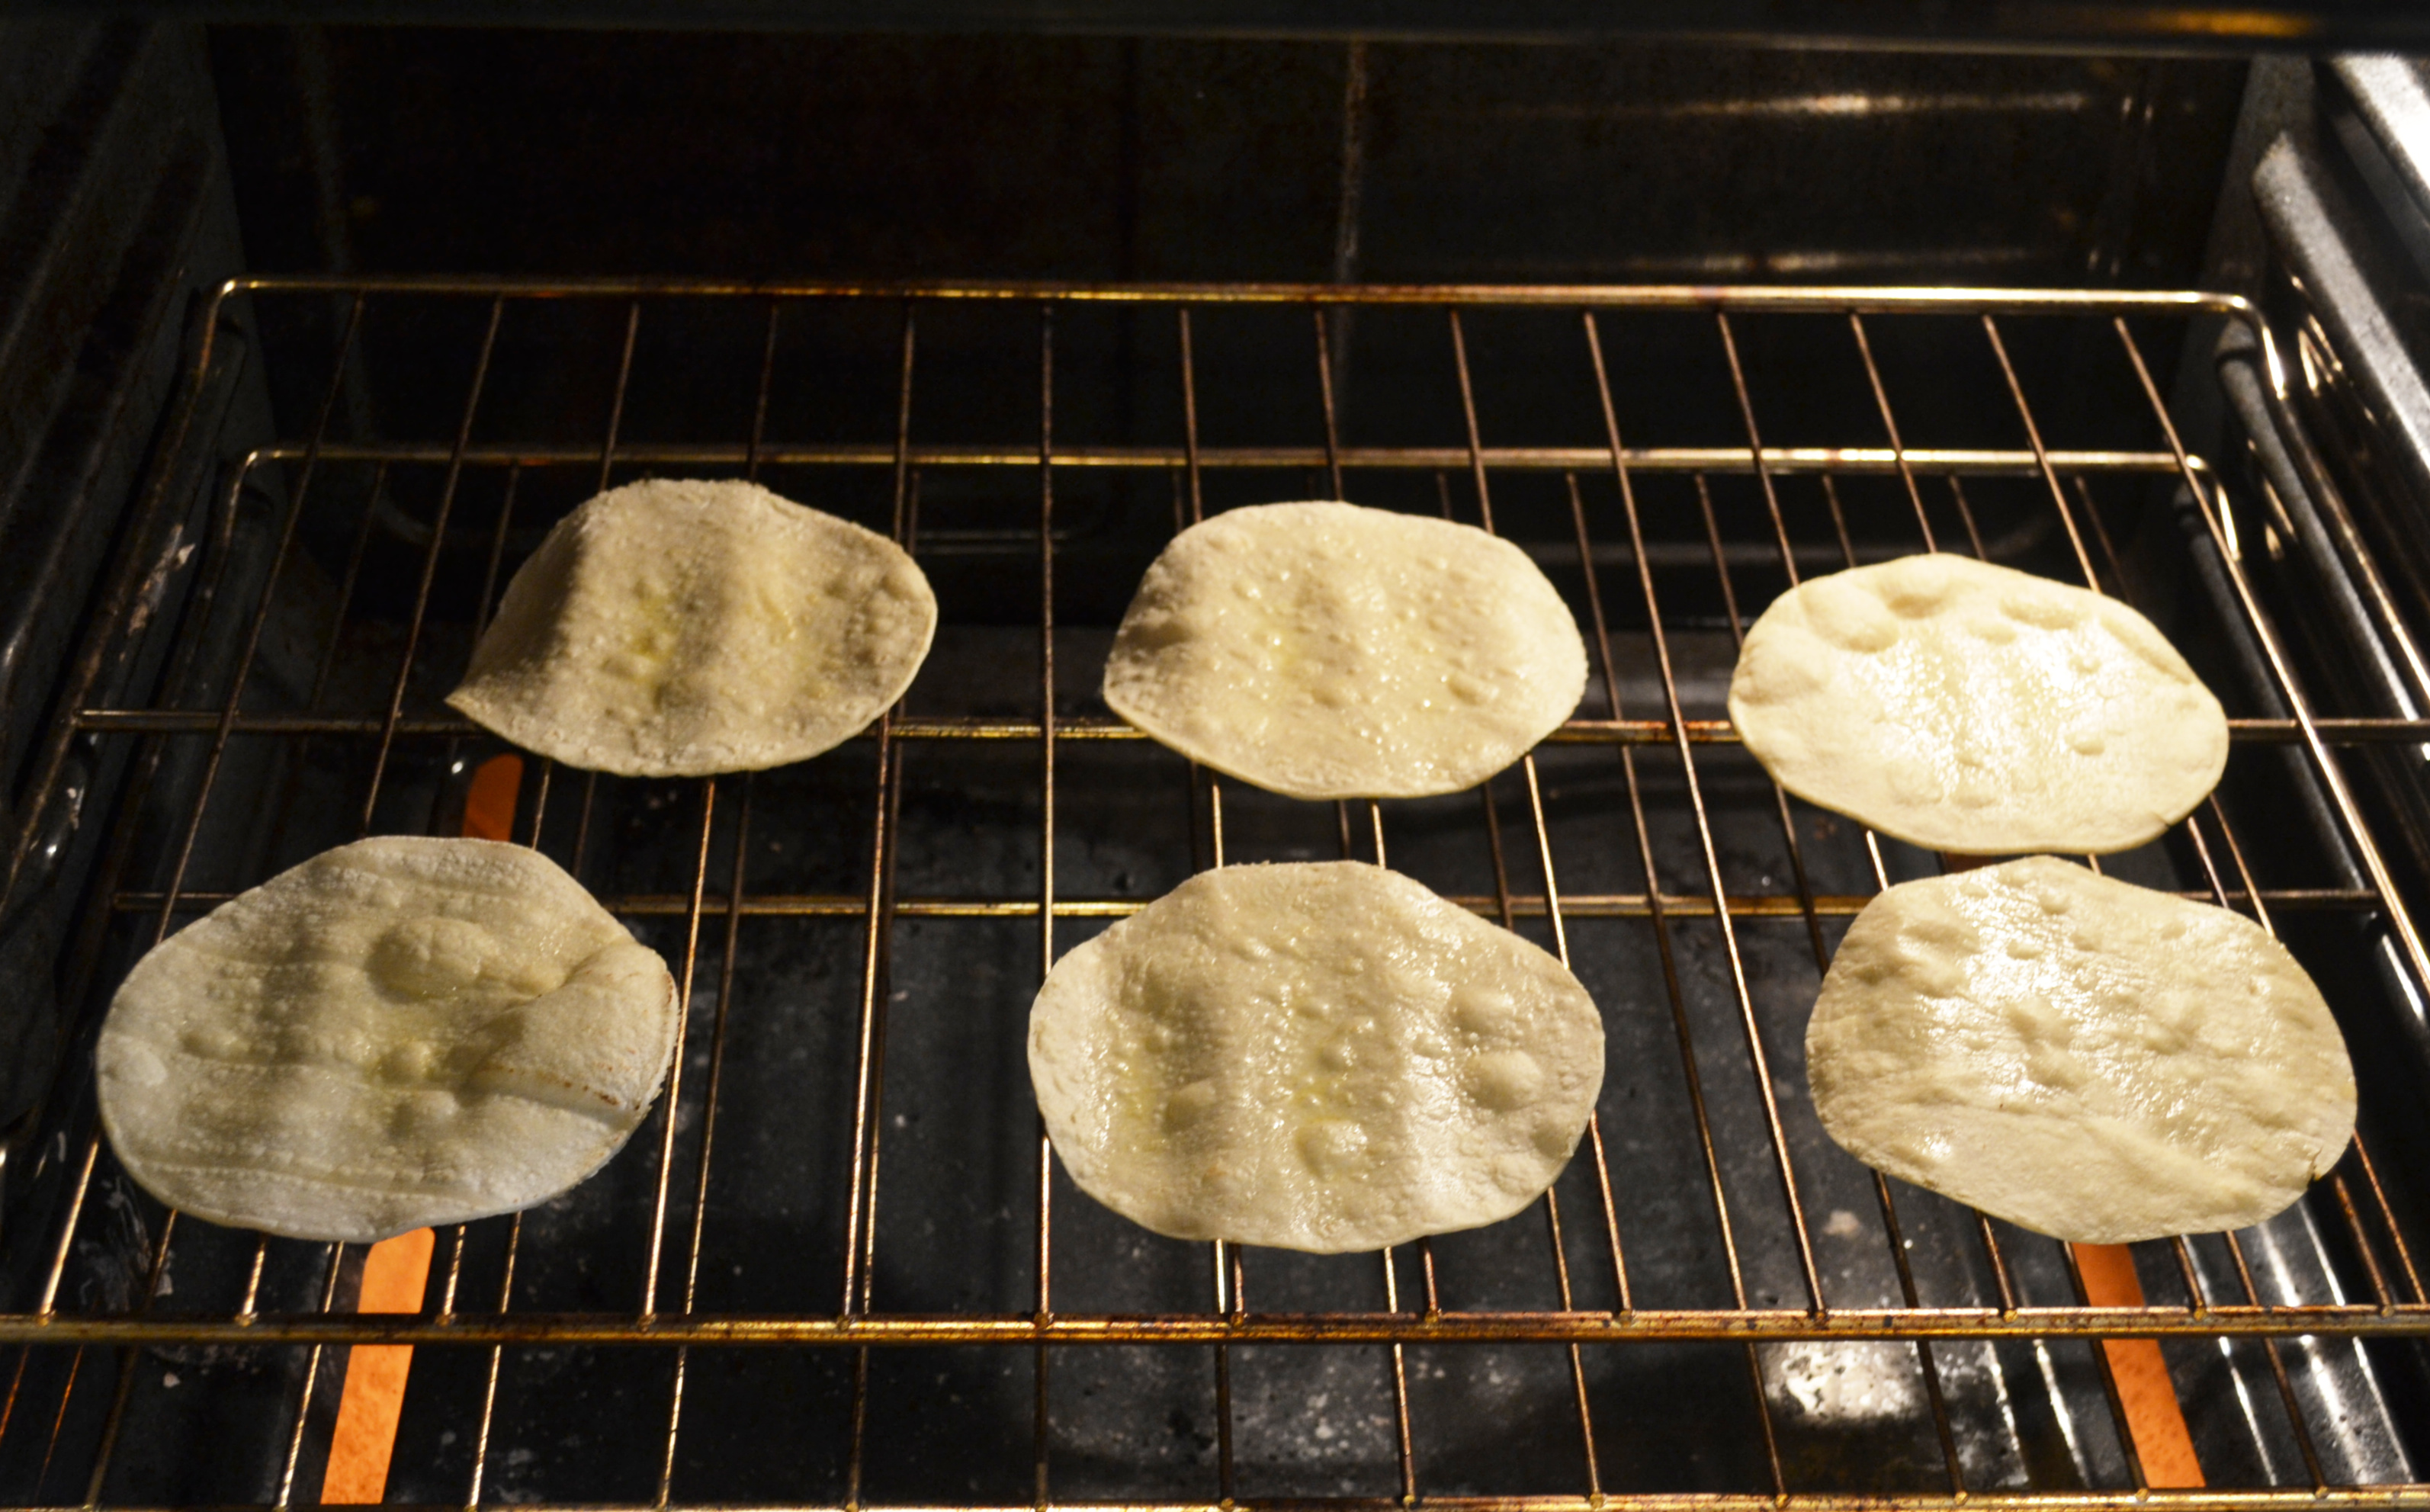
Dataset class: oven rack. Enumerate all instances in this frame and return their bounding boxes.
[2,279,2426,1507]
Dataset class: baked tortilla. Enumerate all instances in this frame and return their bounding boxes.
[1729,554,2226,854]
[1103,502,1587,799]
[1808,856,2353,1244]
[98,836,679,1243]
[450,477,936,777]
[1029,861,1604,1253]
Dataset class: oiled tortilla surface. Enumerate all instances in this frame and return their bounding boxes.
[1729,554,2226,853]
[450,477,936,777]
[1029,861,1604,1253]
[1103,502,1587,799]
[98,836,679,1242]
[1808,856,2353,1244]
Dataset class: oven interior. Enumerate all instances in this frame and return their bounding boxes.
[2,22,2430,1510]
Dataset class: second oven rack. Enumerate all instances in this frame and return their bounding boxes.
[2,279,2425,1506]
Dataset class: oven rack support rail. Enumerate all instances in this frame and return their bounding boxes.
[4,278,2428,1507]
[0,1303,2419,1348]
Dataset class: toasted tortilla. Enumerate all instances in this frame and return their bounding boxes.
[98,836,679,1243]
[1729,554,2226,854]
[450,477,936,777]
[1103,502,1587,799]
[1029,861,1604,1253]
[1808,856,2354,1244]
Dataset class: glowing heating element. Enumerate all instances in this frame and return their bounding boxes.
[319,753,524,1503]
[2072,1242,2204,1488]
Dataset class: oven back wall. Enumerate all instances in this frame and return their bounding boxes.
[207,30,2246,290]
[202,28,2252,628]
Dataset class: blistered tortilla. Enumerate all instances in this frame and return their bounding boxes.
[1029,861,1604,1253]
[450,477,936,777]
[1728,554,2227,854]
[1807,856,2354,1244]
[1103,502,1587,799]
[97,836,679,1243]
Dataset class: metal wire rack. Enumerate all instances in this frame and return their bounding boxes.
[2,278,2427,1509]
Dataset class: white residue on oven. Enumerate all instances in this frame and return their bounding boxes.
[1760,1339,1921,1424]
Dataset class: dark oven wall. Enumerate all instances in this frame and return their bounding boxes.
[208,30,2247,287]
[202,29,2252,628]
[15,25,2430,1508]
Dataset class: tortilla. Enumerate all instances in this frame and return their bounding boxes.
[1729,554,2226,854]
[97,836,679,1243]
[1807,856,2354,1244]
[449,477,936,777]
[1029,861,1604,1253]
[1103,502,1587,799]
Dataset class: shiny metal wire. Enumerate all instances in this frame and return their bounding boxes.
[6,279,2428,1509]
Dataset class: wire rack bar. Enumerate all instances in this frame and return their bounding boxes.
[74,711,2430,744]
[0,1308,2418,1348]
[103,888,2386,920]
[12,279,2429,1507]
[15,1499,2430,1512]
[1711,313,1985,1490]
[198,271,2255,314]
[840,307,920,1512]
[181,441,2207,476]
